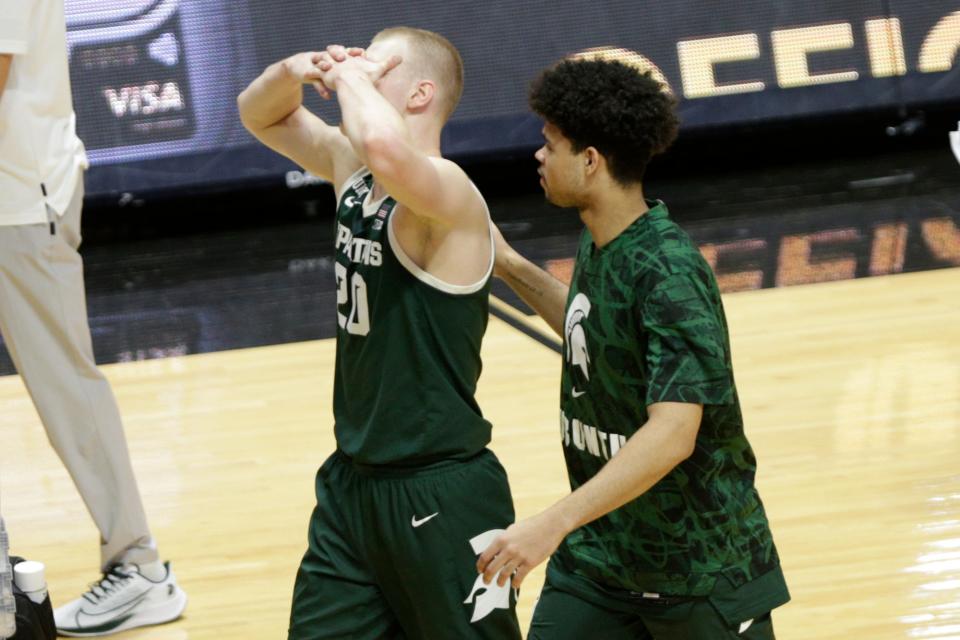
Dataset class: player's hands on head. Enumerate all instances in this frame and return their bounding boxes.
[325,44,365,62]
[282,51,327,83]
[314,46,402,93]
[280,51,336,98]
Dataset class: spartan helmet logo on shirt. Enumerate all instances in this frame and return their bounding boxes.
[463,529,515,623]
[565,293,592,397]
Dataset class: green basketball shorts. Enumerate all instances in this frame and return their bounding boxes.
[528,561,779,640]
[288,449,522,640]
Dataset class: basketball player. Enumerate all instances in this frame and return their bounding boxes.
[238,28,521,639]
[479,58,790,638]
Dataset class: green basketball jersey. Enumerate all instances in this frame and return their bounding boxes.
[331,168,493,466]
[554,201,785,598]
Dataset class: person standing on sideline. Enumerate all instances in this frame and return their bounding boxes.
[0,2,186,636]
[479,58,790,639]
[238,27,521,639]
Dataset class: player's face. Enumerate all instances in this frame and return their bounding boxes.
[535,123,586,208]
[366,36,413,113]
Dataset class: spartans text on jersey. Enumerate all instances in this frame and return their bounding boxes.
[336,223,382,266]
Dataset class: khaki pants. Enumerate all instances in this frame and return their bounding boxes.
[0,176,157,570]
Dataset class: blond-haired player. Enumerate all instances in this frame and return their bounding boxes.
[239,27,521,639]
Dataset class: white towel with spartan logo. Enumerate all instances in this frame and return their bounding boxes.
[463,530,516,623]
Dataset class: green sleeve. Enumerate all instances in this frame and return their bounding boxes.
[640,273,734,406]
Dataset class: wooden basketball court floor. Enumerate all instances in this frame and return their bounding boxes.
[1,265,958,639]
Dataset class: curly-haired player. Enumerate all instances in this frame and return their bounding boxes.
[479,58,790,639]
[528,58,678,187]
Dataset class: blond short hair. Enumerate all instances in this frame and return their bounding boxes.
[373,27,464,121]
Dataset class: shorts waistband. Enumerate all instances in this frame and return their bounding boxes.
[333,448,492,479]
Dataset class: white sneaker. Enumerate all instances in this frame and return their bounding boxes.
[54,562,187,637]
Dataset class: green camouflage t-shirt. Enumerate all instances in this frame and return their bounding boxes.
[553,201,784,598]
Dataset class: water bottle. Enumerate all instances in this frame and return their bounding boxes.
[13,561,47,605]
[0,518,15,639]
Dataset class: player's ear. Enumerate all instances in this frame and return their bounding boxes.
[584,147,601,176]
[409,80,435,112]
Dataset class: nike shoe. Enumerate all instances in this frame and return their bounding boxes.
[54,561,187,637]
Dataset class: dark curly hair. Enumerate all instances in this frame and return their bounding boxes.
[529,59,678,186]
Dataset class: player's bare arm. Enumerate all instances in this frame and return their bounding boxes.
[477,401,702,588]
[237,51,362,185]
[492,224,568,337]
[0,54,12,99]
[318,53,488,234]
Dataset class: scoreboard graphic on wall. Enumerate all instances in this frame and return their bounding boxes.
[68,0,195,149]
[65,0,960,196]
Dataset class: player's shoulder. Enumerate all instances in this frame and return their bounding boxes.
[638,208,711,277]
[629,240,717,306]
[425,156,490,217]
[428,155,475,188]
[616,240,703,292]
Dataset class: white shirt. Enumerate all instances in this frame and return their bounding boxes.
[0,0,88,224]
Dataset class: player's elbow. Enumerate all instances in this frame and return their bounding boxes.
[659,411,701,464]
[648,402,702,463]
[673,419,701,463]
[675,432,697,463]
